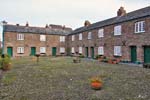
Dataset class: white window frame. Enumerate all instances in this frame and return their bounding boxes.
[71,47,75,53]
[98,29,104,38]
[40,47,46,54]
[60,47,65,53]
[17,34,24,40]
[98,46,104,55]
[60,36,65,42]
[135,21,145,33]
[72,35,75,41]
[88,32,92,39]
[40,35,46,41]
[114,25,122,36]
[79,47,82,54]
[114,46,122,56]
[17,47,24,54]
[79,33,82,40]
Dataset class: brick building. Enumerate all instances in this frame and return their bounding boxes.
[2,6,150,63]
[68,6,150,63]
[3,23,72,57]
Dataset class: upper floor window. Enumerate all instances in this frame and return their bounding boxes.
[79,47,82,54]
[40,35,46,41]
[72,35,75,41]
[98,29,104,38]
[135,21,145,33]
[88,32,92,39]
[17,34,24,40]
[71,47,75,53]
[40,47,46,54]
[17,47,24,54]
[60,36,65,42]
[114,46,122,56]
[114,25,121,35]
[98,46,104,55]
[79,33,82,40]
[60,47,65,53]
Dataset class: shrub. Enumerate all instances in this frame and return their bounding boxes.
[1,54,12,71]
[79,54,85,58]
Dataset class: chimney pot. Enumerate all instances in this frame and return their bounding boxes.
[117,6,126,16]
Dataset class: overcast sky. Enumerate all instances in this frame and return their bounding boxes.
[0,0,149,29]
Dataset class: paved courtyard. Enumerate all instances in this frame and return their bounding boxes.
[0,57,150,100]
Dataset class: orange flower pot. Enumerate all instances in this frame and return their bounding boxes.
[91,82,102,90]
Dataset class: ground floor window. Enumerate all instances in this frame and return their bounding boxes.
[60,47,65,53]
[40,47,46,54]
[79,47,82,54]
[71,47,75,53]
[17,47,24,54]
[98,46,104,55]
[114,46,122,56]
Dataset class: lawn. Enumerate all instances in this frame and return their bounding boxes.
[0,57,150,100]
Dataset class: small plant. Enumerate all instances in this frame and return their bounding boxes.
[79,54,85,58]
[1,54,12,71]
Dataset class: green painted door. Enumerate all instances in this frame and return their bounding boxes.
[131,46,137,63]
[31,47,36,56]
[7,47,13,57]
[85,47,88,57]
[91,47,94,59]
[52,47,57,56]
[144,46,150,63]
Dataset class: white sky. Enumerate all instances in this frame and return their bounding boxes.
[0,0,149,29]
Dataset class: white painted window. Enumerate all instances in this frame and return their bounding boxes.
[79,47,82,54]
[114,46,122,56]
[135,21,145,33]
[40,35,46,41]
[98,29,104,38]
[60,36,65,42]
[71,47,75,53]
[60,47,65,53]
[88,32,92,39]
[40,47,46,53]
[79,33,82,40]
[17,47,24,54]
[17,34,24,40]
[114,25,122,35]
[98,46,104,55]
[72,35,75,41]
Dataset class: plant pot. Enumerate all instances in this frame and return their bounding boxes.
[2,63,12,71]
[112,61,117,64]
[91,82,102,90]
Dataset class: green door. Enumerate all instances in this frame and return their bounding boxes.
[144,46,150,63]
[91,47,94,59]
[7,47,13,57]
[131,46,137,63]
[31,47,36,56]
[85,47,89,57]
[52,47,57,56]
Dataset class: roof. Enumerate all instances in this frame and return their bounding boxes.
[3,24,72,36]
[71,6,150,35]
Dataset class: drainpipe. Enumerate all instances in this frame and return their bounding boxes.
[1,21,7,55]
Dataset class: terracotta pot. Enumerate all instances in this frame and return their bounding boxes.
[2,63,12,71]
[91,82,102,90]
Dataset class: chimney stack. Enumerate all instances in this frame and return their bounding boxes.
[117,7,126,16]
[26,22,29,27]
[16,24,19,26]
[84,20,91,27]
[45,24,48,28]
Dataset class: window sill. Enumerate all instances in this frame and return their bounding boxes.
[134,31,145,34]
